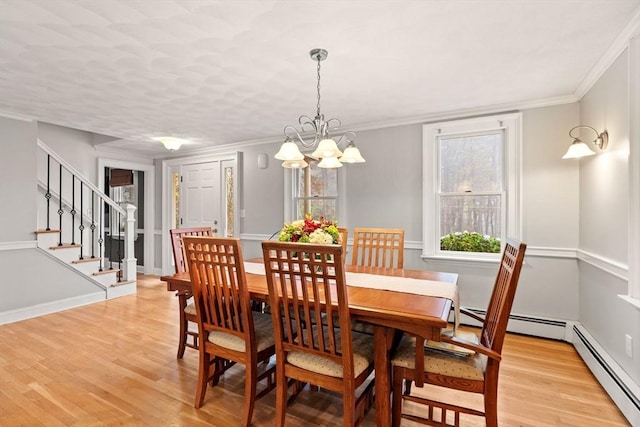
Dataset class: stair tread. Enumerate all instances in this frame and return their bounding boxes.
[110,280,135,287]
[49,244,82,250]
[35,229,61,234]
[71,257,103,264]
[93,269,121,276]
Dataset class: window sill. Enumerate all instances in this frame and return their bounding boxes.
[618,294,640,311]
[420,254,500,266]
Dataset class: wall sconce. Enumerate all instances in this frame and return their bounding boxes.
[562,126,609,159]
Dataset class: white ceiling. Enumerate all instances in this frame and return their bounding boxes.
[1,0,639,158]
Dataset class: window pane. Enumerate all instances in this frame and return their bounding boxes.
[439,133,503,192]
[295,159,338,197]
[295,199,336,221]
[440,194,501,240]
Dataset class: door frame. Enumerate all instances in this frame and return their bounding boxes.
[97,158,155,275]
[161,151,241,275]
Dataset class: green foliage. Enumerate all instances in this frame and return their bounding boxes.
[440,231,501,253]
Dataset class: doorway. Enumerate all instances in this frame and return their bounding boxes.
[162,153,240,274]
[97,158,155,275]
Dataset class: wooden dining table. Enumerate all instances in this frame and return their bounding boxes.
[161,261,458,427]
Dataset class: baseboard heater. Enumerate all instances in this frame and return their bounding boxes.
[573,325,639,425]
[455,307,568,340]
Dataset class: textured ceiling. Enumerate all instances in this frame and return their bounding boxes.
[1,0,639,157]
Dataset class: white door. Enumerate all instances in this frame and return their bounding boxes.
[180,161,221,234]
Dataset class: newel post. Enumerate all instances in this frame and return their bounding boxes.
[124,203,137,281]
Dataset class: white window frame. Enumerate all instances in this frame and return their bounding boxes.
[284,162,346,225]
[422,112,522,262]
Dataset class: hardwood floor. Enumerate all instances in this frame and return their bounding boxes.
[0,275,629,426]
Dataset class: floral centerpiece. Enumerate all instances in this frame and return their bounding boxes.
[278,214,341,245]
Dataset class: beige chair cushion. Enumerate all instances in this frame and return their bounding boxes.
[207,312,275,353]
[424,329,479,356]
[286,327,374,379]
[184,302,197,316]
[392,335,487,381]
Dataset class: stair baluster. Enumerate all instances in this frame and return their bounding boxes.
[45,155,51,231]
[57,164,63,246]
[70,175,76,245]
[117,211,122,282]
[79,182,84,260]
[98,199,104,272]
[90,191,96,259]
[108,204,113,270]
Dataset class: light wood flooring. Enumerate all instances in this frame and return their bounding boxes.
[0,275,630,426]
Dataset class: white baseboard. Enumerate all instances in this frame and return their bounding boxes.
[0,292,105,326]
[572,324,639,426]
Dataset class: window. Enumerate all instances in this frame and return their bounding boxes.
[423,113,521,260]
[294,157,338,220]
[284,156,346,224]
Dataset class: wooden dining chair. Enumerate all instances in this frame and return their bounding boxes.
[390,238,527,427]
[337,227,349,257]
[169,227,213,358]
[351,227,404,269]
[261,241,375,427]
[183,236,276,426]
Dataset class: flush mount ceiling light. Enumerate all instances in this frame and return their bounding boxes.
[158,137,186,151]
[275,48,366,169]
[562,126,609,159]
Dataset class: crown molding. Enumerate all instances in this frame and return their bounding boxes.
[575,7,640,99]
[0,110,35,122]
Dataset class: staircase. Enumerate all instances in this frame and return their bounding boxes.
[35,140,137,299]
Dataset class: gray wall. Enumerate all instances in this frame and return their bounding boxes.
[0,117,106,312]
[0,116,38,242]
[237,103,583,327]
[578,49,639,384]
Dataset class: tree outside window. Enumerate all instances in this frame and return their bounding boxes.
[438,132,503,253]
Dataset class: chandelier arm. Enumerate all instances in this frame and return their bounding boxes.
[284,125,318,149]
[335,131,357,148]
[298,115,319,133]
[324,117,342,131]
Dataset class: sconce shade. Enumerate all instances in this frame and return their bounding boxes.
[562,139,596,159]
[318,156,344,168]
[311,138,343,158]
[282,159,309,169]
[339,145,366,163]
[562,126,608,159]
[275,141,305,161]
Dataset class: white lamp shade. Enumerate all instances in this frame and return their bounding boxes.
[311,138,343,158]
[282,159,309,169]
[275,141,305,160]
[160,137,184,151]
[317,156,343,168]
[562,139,596,159]
[339,146,366,163]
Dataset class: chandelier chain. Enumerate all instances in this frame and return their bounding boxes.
[316,57,321,118]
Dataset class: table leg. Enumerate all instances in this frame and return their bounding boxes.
[374,325,393,427]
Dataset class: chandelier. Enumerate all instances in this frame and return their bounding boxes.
[274,48,366,169]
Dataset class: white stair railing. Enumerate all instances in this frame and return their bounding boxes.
[37,139,136,282]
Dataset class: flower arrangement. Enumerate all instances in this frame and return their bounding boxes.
[278,214,341,245]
